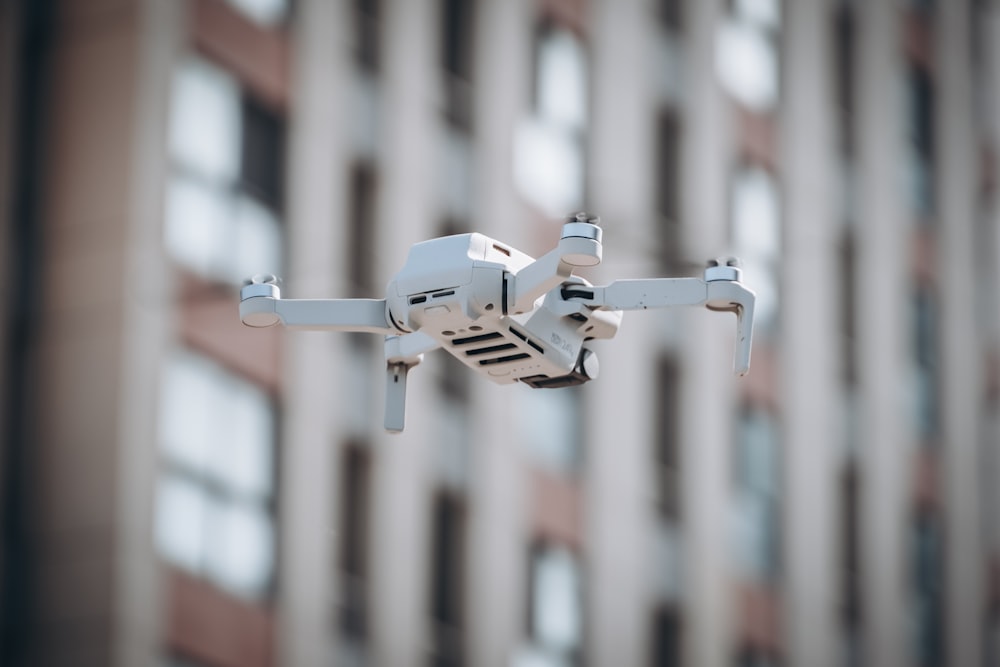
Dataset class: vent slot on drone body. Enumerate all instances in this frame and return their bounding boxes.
[452,331,504,346]
[509,327,544,354]
[464,342,518,357]
[478,353,531,366]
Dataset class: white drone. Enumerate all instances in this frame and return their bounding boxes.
[240,213,755,432]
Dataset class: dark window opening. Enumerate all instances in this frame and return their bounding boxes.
[839,231,857,385]
[440,0,476,129]
[833,4,855,157]
[441,0,474,79]
[911,512,944,667]
[655,111,682,268]
[655,357,681,518]
[659,0,683,31]
[428,493,466,667]
[650,606,682,667]
[840,464,862,626]
[339,445,372,639]
[912,288,940,441]
[908,67,935,162]
[240,96,285,211]
[906,65,936,217]
[354,0,381,71]
[348,164,377,297]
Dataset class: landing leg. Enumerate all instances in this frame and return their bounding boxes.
[384,362,411,433]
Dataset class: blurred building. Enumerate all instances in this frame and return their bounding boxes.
[1,0,1000,666]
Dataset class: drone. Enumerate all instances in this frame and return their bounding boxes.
[240,213,755,432]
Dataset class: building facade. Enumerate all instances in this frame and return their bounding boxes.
[1,0,999,666]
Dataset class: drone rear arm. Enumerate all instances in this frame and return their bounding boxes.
[575,277,709,310]
[569,273,756,376]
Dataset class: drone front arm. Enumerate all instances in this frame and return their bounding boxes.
[570,276,755,376]
[510,218,605,314]
[240,280,397,334]
[510,248,578,314]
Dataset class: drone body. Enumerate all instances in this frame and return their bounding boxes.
[240,214,755,432]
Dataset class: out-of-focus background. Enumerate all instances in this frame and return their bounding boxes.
[0,0,998,666]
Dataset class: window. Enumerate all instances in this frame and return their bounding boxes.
[654,357,681,518]
[354,0,381,71]
[903,65,936,218]
[224,0,288,26]
[440,0,475,129]
[840,464,863,667]
[164,57,285,284]
[348,164,378,297]
[515,385,584,474]
[428,493,467,667]
[832,4,856,157]
[339,444,372,640]
[910,288,939,442]
[440,128,475,224]
[734,649,779,667]
[515,24,588,216]
[658,0,683,31]
[516,544,583,667]
[839,231,857,385]
[241,96,285,210]
[716,0,781,113]
[730,165,781,333]
[987,610,1000,667]
[731,407,781,581]
[155,349,277,600]
[654,111,682,265]
[910,514,944,667]
[649,607,681,667]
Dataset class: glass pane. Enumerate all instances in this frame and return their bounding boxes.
[160,350,215,474]
[516,385,581,472]
[738,410,779,495]
[206,499,274,598]
[163,175,231,278]
[241,97,285,209]
[731,167,780,260]
[731,491,770,576]
[537,28,587,130]
[514,119,584,216]
[168,58,241,182]
[716,20,778,112]
[225,0,287,26]
[531,547,582,651]
[731,167,781,329]
[436,400,470,489]
[511,645,571,667]
[214,380,274,498]
[441,128,474,221]
[233,193,283,283]
[155,475,208,572]
[734,0,781,29]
